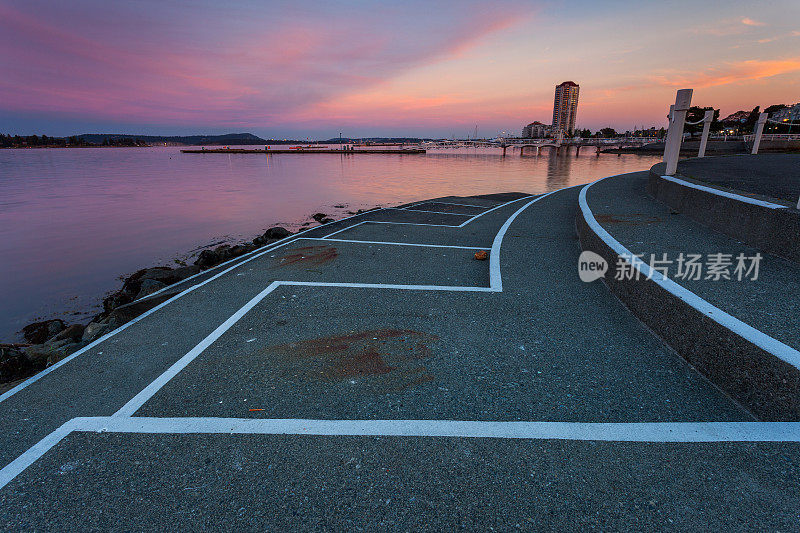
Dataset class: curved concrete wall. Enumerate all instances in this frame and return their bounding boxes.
[576,193,800,421]
[648,163,800,263]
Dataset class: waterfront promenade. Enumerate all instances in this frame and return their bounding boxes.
[1,155,799,529]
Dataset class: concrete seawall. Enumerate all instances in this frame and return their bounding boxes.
[648,158,800,262]
[577,175,800,421]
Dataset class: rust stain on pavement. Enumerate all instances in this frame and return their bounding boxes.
[262,328,438,393]
[272,245,338,269]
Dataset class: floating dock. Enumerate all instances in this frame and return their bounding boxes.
[181,148,426,154]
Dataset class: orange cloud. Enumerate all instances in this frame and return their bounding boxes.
[741,17,766,26]
[648,57,800,89]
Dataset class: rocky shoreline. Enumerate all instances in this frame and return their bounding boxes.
[0,209,372,387]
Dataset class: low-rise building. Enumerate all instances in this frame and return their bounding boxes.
[522,121,551,138]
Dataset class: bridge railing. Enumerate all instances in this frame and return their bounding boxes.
[743,133,800,142]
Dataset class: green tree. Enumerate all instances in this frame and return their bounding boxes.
[685,106,720,136]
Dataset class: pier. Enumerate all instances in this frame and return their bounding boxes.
[181,147,426,154]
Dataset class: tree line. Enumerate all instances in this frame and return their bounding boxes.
[0,134,149,148]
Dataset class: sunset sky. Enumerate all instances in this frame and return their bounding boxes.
[2,0,799,138]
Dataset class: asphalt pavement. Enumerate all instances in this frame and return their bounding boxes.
[1,186,798,531]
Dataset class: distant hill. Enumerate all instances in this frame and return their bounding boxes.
[76,133,307,146]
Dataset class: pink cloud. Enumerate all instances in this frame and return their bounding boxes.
[741,17,767,26]
[0,2,530,128]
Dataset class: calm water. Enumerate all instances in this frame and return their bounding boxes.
[0,146,661,340]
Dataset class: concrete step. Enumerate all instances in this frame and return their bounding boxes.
[578,171,800,420]
[649,155,800,262]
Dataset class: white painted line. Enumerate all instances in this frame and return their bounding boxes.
[283,281,496,292]
[489,191,559,291]
[323,196,537,237]
[3,417,798,491]
[0,237,309,406]
[112,190,569,415]
[368,221,461,227]
[457,195,535,227]
[322,221,369,238]
[318,238,486,250]
[0,195,525,406]
[113,282,283,417]
[85,417,800,442]
[113,278,497,417]
[580,179,800,370]
[133,209,387,303]
[385,207,474,217]
[426,202,494,209]
[661,175,788,209]
[0,209,395,406]
[0,419,76,491]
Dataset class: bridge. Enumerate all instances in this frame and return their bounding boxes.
[497,137,658,156]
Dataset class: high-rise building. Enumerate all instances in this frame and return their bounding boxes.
[552,81,579,134]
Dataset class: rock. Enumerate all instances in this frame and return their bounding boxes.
[195,248,221,268]
[23,338,75,365]
[82,321,115,343]
[104,291,178,325]
[214,245,233,260]
[228,244,254,258]
[318,217,334,224]
[103,291,132,313]
[123,266,201,293]
[0,344,34,383]
[263,227,291,240]
[54,324,85,342]
[135,279,167,300]
[311,213,328,222]
[171,265,202,280]
[21,319,65,344]
[474,250,489,261]
[253,227,291,246]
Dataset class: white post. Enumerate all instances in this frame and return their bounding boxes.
[698,109,714,158]
[663,89,693,176]
[751,112,767,154]
[663,104,675,160]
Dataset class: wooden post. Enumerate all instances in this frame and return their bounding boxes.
[664,89,692,176]
[698,109,714,158]
[751,112,767,154]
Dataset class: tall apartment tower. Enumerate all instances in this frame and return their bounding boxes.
[552,81,579,134]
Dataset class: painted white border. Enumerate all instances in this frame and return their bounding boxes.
[113,191,558,416]
[403,201,491,210]
[315,238,485,250]
[661,175,787,209]
[384,207,474,216]
[3,416,800,490]
[580,178,800,370]
[0,187,571,491]
[0,196,530,405]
